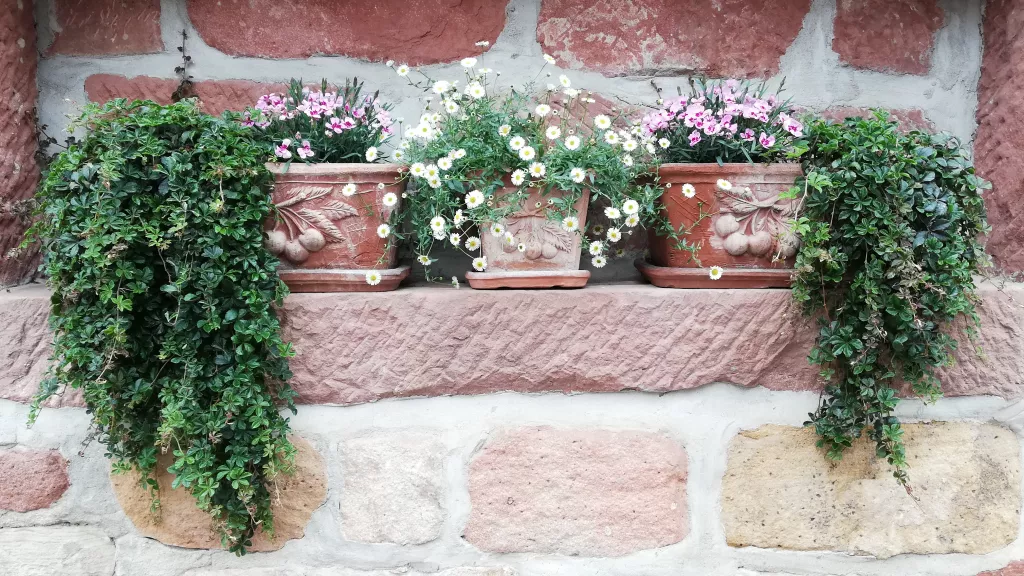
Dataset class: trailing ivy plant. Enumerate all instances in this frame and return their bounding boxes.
[27,98,296,554]
[792,111,990,485]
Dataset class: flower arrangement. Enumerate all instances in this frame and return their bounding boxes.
[641,78,805,164]
[245,78,394,164]
[390,52,659,276]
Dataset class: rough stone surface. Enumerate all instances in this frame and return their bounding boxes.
[536,0,813,77]
[0,448,69,512]
[0,0,40,286]
[85,74,283,115]
[186,0,508,63]
[465,426,688,556]
[832,0,944,74]
[0,526,115,575]
[47,0,162,56]
[4,282,1024,406]
[975,0,1024,272]
[340,429,445,545]
[980,562,1024,576]
[819,106,936,132]
[110,436,327,551]
[184,565,516,569]
[722,422,1021,558]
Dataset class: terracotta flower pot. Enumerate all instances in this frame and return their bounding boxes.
[638,163,802,288]
[265,163,409,292]
[466,183,591,289]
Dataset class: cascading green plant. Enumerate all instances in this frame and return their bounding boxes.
[792,111,990,484]
[27,98,296,554]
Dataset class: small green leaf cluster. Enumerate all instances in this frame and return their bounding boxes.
[28,98,296,554]
[792,111,990,483]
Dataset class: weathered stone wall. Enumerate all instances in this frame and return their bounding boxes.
[30,0,992,280]
[2,284,1024,575]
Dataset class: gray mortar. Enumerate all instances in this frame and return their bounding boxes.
[1,386,1021,576]
[30,0,987,284]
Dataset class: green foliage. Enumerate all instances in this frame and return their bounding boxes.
[28,98,297,554]
[792,111,990,483]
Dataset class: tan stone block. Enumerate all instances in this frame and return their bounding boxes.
[722,422,1021,558]
[111,436,326,551]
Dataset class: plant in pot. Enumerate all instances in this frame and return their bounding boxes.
[247,79,407,291]
[793,111,989,485]
[28,98,296,554]
[391,55,658,289]
[635,78,808,288]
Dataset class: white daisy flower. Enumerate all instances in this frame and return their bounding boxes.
[452,148,467,159]
[472,256,487,271]
[400,140,411,150]
[453,209,465,225]
[365,270,382,285]
[465,236,481,250]
[622,199,640,215]
[589,241,603,256]
[427,176,442,189]
[392,150,405,161]
[591,224,605,235]
[432,80,451,94]
[479,67,493,74]
[658,137,671,149]
[342,183,358,196]
[622,155,634,167]
[445,100,460,113]
[564,135,581,150]
[519,146,536,161]
[709,266,724,280]
[461,57,477,68]
[499,124,512,137]
[509,136,526,150]
[604,131,619,145]
[592,255,607,268]
[604,206,621,219]
[417,254,432,265]
[376,224,391,238]
[529,162,546,177]
[546,125,561,140]
[717,179,733,191]
[504,231,515,245]
[543,54,556,64]
[562,215,580,232]
[433,229,446,240]
[559,74,571,88]
[465,189,485,208]
[607,227,622,242]
[396,64,410,77]
[594,115,612,130]
[382,192,398,207]
[410,162,426,177]
[491,223,505,237]
[511,169,526,186]
[425,164,440,178]
[564,88,579,98]
[646,142,657,154]
[570,167,586,183]
[466,82,486,99]
[430,215,446,232]
[535,104,551,117]
[625,213,640,227]
[622,140,638,152]
[450,232,461,246]
[682,183,696,198]
[437,157,453,171]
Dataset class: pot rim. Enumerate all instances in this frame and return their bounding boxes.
[265,162,402,177]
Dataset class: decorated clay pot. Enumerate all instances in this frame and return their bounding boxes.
[265,163,409,292]
[466,181,591,289]
[639,163,802,288]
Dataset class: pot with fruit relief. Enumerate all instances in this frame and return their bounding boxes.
[637,163,801,289]
[264,163,409,292]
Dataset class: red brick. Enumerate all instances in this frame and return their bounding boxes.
[47,0,162,56]
[0,448,70,512]
[186,0,507,63]
[979,562,1024,576]
[0,0,40,287]
[537,0,812,78]
[832,0,944,74]
[975,0,1024,272]
[85,74,285,115]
